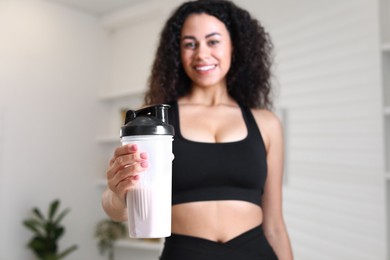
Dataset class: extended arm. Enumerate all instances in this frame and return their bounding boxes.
[254,110,293,260]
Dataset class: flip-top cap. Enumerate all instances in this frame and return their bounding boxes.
[120,104,174,137]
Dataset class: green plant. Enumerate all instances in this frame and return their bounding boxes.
[23,199,78,260]
[95,219,126,260]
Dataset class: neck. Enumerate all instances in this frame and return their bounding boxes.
[182,84,234,106]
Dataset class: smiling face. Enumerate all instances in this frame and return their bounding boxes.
[180,13,233,91]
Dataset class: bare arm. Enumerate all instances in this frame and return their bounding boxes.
[254,109,293,260]
[101,144,148,222]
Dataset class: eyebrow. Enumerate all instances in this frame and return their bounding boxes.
[181,32,221,41]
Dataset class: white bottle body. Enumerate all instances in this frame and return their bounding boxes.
[121,135,173,238]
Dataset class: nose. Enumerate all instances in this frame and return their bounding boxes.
[194,42,210,60]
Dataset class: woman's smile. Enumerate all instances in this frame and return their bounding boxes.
[194,64,217,72]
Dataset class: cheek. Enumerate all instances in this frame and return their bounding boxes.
[180,53,193,74]
[180,52,191,65]
[218,49,232,65]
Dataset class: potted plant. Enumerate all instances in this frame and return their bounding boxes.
[23,199,78,260]
[95,219,126,260]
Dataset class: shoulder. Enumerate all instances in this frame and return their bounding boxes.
[250,108,283,152]
[250,109,282,127]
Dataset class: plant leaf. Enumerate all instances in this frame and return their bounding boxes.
[24,199,77,259]
[58,245,78,259]
[41,253,57,260]
[32,207,45,221]
[23,220,44,237]
[45,221,55,239]
[53,226,65,240]
[48,200,60,221]
[54,208,70,226]
[28,236,47,258]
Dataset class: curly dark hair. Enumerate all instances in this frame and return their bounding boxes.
[144,0,274,109]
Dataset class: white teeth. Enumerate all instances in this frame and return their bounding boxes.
[196,65,216,71]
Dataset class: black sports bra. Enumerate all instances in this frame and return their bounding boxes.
[169,101,267,207]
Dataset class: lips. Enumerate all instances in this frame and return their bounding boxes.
[194,64,217,71]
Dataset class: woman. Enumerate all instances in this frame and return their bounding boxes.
[102,0,293,259]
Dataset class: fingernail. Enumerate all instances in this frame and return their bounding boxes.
[140,152,148,159]
[141,161,148,168]
[130,144,138,151]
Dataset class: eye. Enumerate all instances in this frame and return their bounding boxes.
[208,40,220,46]
[182,41,197,49]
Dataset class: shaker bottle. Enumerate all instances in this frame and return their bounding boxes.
[120,104,174,238]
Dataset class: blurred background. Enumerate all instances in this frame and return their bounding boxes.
[0,0,388,259]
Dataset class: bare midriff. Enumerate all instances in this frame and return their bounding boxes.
[171,200,263,243]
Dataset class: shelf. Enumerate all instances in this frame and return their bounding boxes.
[97,179,107,188]
[382,42,390,52]
[384,107,390,115]
[98,89,145,102]
[97,135,121,144]
[115,238,163,251]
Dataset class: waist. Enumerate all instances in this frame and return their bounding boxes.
[171,200,263,243]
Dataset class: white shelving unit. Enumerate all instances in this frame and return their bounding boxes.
[384,106,390,115]
[382,43,390,52]
[97,179,107,189]
[115,239,163,251]
[97,90,144,145]
[380,0,390,258]
[96,135,121,145]
[98,90,145,102]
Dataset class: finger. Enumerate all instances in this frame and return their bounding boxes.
[110,169,143,199]
[115,144,138,157]
[115,179,130,200]
[116,174,140,190]
[108,152,148,179]
[107,159,148,193]
[114,161,148,181]
[109,145,131,167]
[110,175,138,200]
[109,144,138,167]
[110,145,148,167]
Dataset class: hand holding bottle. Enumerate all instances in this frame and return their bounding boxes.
[106,144,149,205]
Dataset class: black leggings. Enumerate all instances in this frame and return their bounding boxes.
[159,225,278,260]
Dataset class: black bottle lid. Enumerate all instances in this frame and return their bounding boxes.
[120,104,175,137]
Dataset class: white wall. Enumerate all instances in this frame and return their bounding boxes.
[242,0,385,259]
[100,0,181,95]
[101,0,386,259]
[0,1,109,259]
